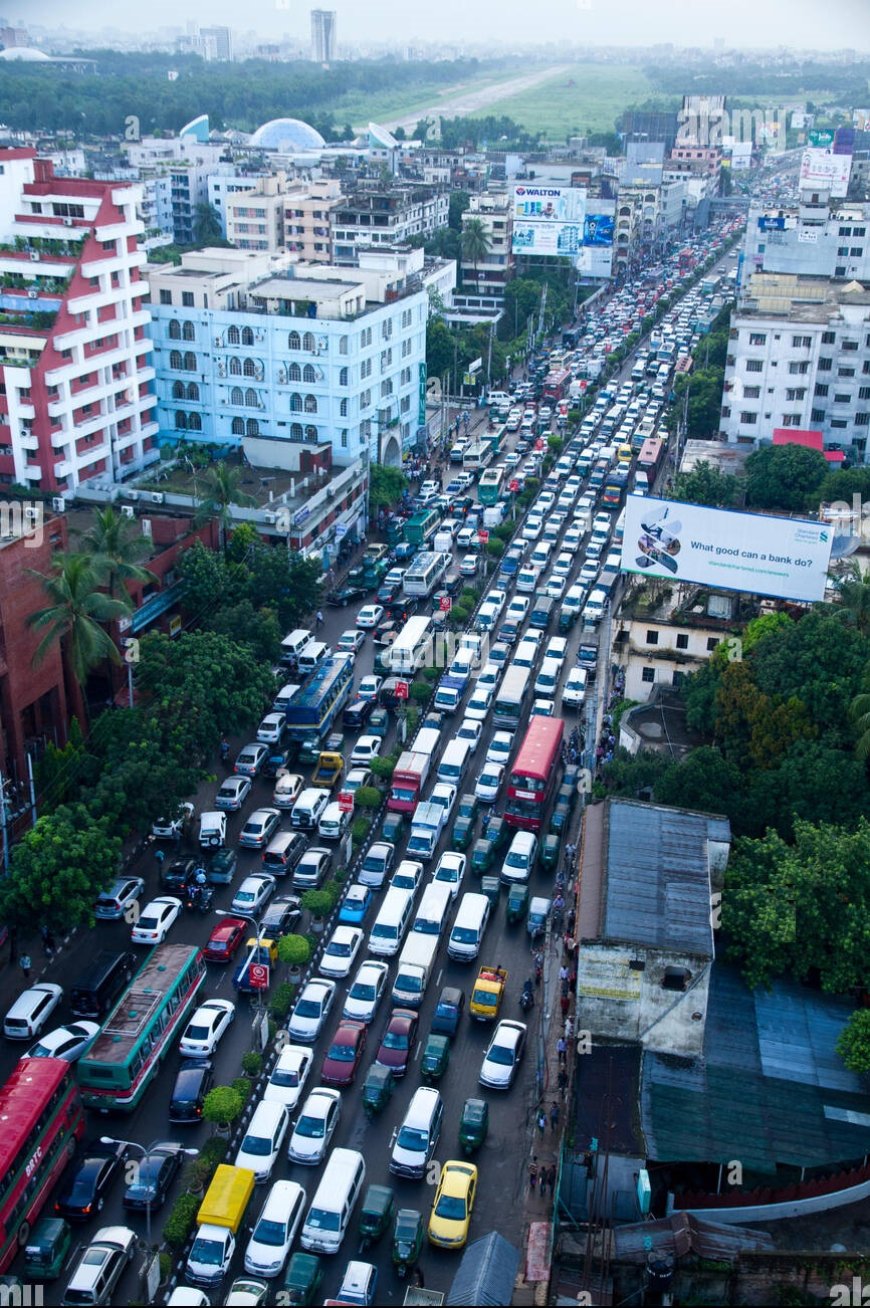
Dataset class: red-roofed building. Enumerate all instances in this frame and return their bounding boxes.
[772,428,845,464]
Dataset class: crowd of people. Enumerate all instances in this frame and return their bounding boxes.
[595,665,626,774]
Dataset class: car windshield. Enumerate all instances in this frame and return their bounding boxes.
[452,927,477,943]
[190,1236,223,1265]
[481,774,499,787]
[350,983,375,1001]
[436,866,458,881]
[235,892,255,904]
[185,1024,209,1041]
[272,1066,301,1087]
[240,1134,272,1156]
[397,1127,429,1152]
[488,1043,515,1065]
[327,1042,355,1061]
[382,1028,409,1050]
[435,1194,466,1221]
[295,999,321,1018]
[295,1114,325,1138]
[506,851,529,869]
[327,940,351,956]
[253,1218,286,1247]
[305,1206,340,1231]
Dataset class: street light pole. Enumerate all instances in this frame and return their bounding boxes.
[215,909,266,1019]
[101,1137,197,1251]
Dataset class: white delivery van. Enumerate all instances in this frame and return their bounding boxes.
[300,1149,365,1255]
[447,892,491,962]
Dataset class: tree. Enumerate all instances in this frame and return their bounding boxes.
[426,316,456,382]
[0,802,121,932]
[202,1085,244,1132]
[448,191,470,231]
[460,217,491,290]
[600,748,671,798]
[88,708,200,833]
[75,507,157,600]
[369,465,408,512]
[831,561,870,637]
[392,125,406,141]
[414,117,433,142]
[656,747,744,819]
[836,1010,870,1074]
[193,202,224,246]
[744,444,828,513]
[671,368,725,439]
[671,460,739,508]
[194,463,257,551]
[743,739,870,840]
[206,601,281,663]
[277,934,312,972]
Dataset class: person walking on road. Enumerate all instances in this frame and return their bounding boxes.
[547,1164,557,1198]
[528,1157,538,1192]
[19,953,31,982]
[315,609,324,630]
[550,1101,560,1133]
[558,1067,569,1098]
[539,1165,548,1198]
[537,1107,547,1137]
[557,1035,567,1066]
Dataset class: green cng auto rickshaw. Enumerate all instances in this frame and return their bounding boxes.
[283,1252,323,1305]
[362,1063,394,1119]
[459,1097,489,1155]
[480,875,501,908]
[541,834,561,872]
[471,837,495,875]
[392,1208,424,1279]
[23,1218,71,1281]
[506,882,529,925]
[420,1033,450,1083]
[359,1184,395,1249]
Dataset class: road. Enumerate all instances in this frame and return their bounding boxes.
[383,65,572,136]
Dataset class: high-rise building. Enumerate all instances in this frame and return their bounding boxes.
[311,9,336,63]
[199,26,233,61]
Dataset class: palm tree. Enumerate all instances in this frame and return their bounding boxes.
[194,463,257,552]
[851,689,870,761]
[75,507,158,600]
[27,555,131,726]
[832,561,870,638]
[461,218,491,292]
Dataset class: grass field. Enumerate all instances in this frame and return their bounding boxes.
[482,64,673,141]
[338,66,529,134]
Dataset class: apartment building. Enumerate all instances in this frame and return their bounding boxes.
[615,611,735,703]
[144,247,428,469]
[459,191,514,293]
[225,174,293,253]
[331,185,448,261]
[743,200,870,282]
[0,149,158,495]
[283,179,344,262]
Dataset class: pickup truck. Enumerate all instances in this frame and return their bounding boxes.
[407,801,447,862]
[470,965,508,1021]
[311,751,344,789]
[433,675,466,715]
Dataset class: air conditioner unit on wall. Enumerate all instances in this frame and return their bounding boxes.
[120,504,135,519]
[122,488,140,501]
[149,492,164,504]
[63,218,73,227]
[51,497,66,513]
[27,290,38,300]
[29,252,39,262]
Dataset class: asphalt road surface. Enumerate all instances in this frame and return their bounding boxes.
[384,65,572,136]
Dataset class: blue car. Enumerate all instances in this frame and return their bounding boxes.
[339,884,373,926]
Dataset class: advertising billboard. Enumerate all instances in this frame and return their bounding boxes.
[799,148,852,198]
[575,245,614,277]
[511,185,586,256]
[620,496,833,602]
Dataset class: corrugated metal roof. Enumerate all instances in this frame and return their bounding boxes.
[601,799,718,957]
[613,1212,775,1261]
[446,1232,519,1307]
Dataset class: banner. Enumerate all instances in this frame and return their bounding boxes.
[799,148,851,198]
[511,185,586,256]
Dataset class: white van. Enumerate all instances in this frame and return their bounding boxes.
[234,1100,290,1182]
[280,629,313,667]
[534,658,562,697]
[437,739,471,789]
[545,636,568,665]
[500,830,538,886]
[300,1148,366,1255]
[244,1179,306,1278]
[318,801,351,842]
[447,892,491,962]
[368,887,414,958]
[413,882,453,938]
[297,642,328,676]
[271,683,301,716]
[583,588,607,625]
[390,1087,444,1179]
[3,983,62,1041]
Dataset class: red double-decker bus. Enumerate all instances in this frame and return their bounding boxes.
[0,1058,86,1270]
[542,368,571,404]
[505,715,565,832]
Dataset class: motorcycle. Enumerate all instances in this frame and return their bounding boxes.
[185,883,214,913]
[520,980,535,1013]
[533,952,544,985]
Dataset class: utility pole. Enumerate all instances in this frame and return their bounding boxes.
[486,320,494,387]
[0,774,8,872]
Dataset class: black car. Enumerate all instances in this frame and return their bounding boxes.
[122,1143,184,1212]
[161,858,198,894]
[326,585,368,607]
[168,1059,213,1124]
[259,894,303,941]
[55,1140,129,1222]
[376,583,398,606]
[342,698,374,731]
[208,848,238,883]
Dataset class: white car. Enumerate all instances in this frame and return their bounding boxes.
[262,1044,314,1110]
[256,713,287,745]
[429,782,457,820]
[455,719,483,754]
[131,896,182,945]
[273,771,304,810]
[350,735,382,766]
[151,803,195,841]
[231,874,277,915]
[356,604,384,629]
[562,667,588,708]
[504,451,521,467]
[521,517,543,542]
[62,1227,136,1307]
[343,959,390,1023]
[25,1020,99,1062]
[179,999,236,1057]
[579,561,599,587]
[545,575,567,599]
[244,1180,305,1279]
[390,859,424,896]
[357,675,382,702]
[506,595,530,622]
[433,851,466,900]
[235,1102,290,1182]
[287,978,337,1043]
[475,763,504,804]
[337,629,366,654]
[479,1019,527,1089]
[465,684,494,722]
[484,587,507,616]
[318,925,364,979]
[552,552,573,579]
[486,732,513,767]
[477,663,501,693]
[287,1086,342,1165]
[215,775,253,812]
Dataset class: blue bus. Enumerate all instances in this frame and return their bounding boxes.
[284,655,355,742]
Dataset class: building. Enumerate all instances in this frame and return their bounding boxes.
[743,200,870,282]
[208,170,271,238]
[144,247,428,469]
[225,173,295,253]
[310,9,336,63]
[614,607,738,704]
[284,179,344,262]
[459,191,514,294]
[199,26,233,61]
[169,160,215,246]
[621,108,680,154]
[331,185,449,262]
[0,150,158,495]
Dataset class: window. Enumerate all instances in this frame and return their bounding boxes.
[288,331,301,350]
[748,333,767,345]
[340,429,348,448]
[834,393,850,404]
[706,637,719,652]
[229,356,241,376]
[821,331,835,344]
[780,414,802,426]
[182,291,194,308]
[791,335,812,348]
[401,395,410,413]
[360,389,371,408]
[286,362,300,382]
[340,398,348,417]
[675,633,689,650]
[838,366,856,379]
[241,327,254,346]
[303,332,315,353]
[246,418,260,437]
[169,350,182,370]
[339,335,348,355]
[188,412,202,432]
[304,395,317,413]
[837,246,849,257]
[231,386,243,405]
[245,388,258,406]
[339,367,348,386]
[843,340,859,352]
[836,267,846,277]
[851,248,864,257]
[175,410,187,430]
[785,388,806,401]
[788,361,809,375]
[172,381,185,400]
[859,387,870,401]
[381,379,393,398]
[291,422,303,440]
[183,353,196,371]
[746,359,763,372]
[187,382,199,402]
[228,326,240,345]
[243,358,256,378]
[182,321,195,341]
[814,383,829,397]
[672,671,685,687]
[645,630,659,645]
[361,358,372,379]
[740,412,758,424]
[159,289,172,305]
[857,413,870,427]
[818,357,832,371]
[839,227,852,236]
[855,227,867,237]
[231,417,244,435]
[641,667,655,683]
[290,393,302,412]
[305,425,317,440]
[831,419,848,428]
[743,386,761,399]
[811,407,826,422]
[168,319,181,340]
[302,364,316,384]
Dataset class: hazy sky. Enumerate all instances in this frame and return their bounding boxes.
[19,0,870,50]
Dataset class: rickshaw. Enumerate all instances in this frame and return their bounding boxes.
[368,707,389,740]
[392,1208,424,1279]
[541,834,561,872]
[362,1063,394,1119]
[486,813,510,852]
[420,1033,450,1083]
[381,811,405,844]
[283,1251,323,1305]
[506,882,529,925]
[359,1184,396,1249]
[23,1218,71,1281]
[480,875,501,908]
[471,837,495,875]
[528,896,552,942]
[459,1097,489,1155]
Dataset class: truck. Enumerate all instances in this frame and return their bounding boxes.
[482,505,506,530]
[433,530,454,556]
[433,675,466,715]
[407,801,447,862]
[311,751,344,789]
[596,566,619,599]
[388,751,432,814]
[470,965,508,1021]
[186,1165,255,1288]
[391,934,439,1008]
[578,642,598,680]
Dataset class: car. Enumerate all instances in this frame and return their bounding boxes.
[209,848,238,884]
[159,856,199,895]
[287,978,337,1044]
[427,1161,478,1249]
[532,698,554,717]
[458,554,479,578]
[55,1139,129,1222]
[343,767,373,794]
[204,916,248,963]
[287,1087,342,1165]
[25,1020,99,1062]
[131,896,182,945]
[179,998,236,1057]
[579,561,599,587]
[455,718,483,755]
[320,1019,367,1087]
[271,771,304,811]
[373,620,400,647]
[326,583,368,607]
[168,1058,213,1125]
[375,1008,419,1078]
[350,735,382,766]
[465,685,494,723]
[337,962,389,1029]
[295,846,332,887]
[429,782,457,821]
[61,1226,136,1305]
[497,620,521,646]
[256,713,287,746]
[122,1143,184,1212]
[479,1019,527,1089]
[356,604,384,629]
[215,775,253,812]
[151,803,195,841]
[562,667,588,708]
[342,697,374,731]
[259,894,303,940]
[94,876,145,921]
[231,874,277,916]
[263,1044,314,1111]
[239,808,282,850]
[337,629,366,655]
[504,451,521,467]
[234,743,269,777]
[545,575,567,599]
[357,675,383,702]
[338,884,373,926]
[475,764,504,805]
[433,850,467,900]
[486,733,513,768]
[391,858,424,896]
[318,925,364,980]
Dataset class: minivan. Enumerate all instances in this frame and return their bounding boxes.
[437,739,471,789]
[235,1100,290,1183]
[413,883,453,938]
[244,1179,307,1279]
[3,983,63,1040]
[583,588,607,625]
[291,789,329,830]
[298,642,328,676]
[368,887,414,958]
[317,802,351,842]
[513,640,539,671]
[390,1087,444,1179]
[447,892,491,962]
[534,658,562,697]
[262,831,306,877]
[529,595,554,630]
[280,629,313,667]
[300,1148,366,1255]
[70,951,136,1021]
[272,683,301,716]
[501,830,538,886]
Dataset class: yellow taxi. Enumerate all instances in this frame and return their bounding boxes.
[616,443,633,466]
[427,1161,478,1248]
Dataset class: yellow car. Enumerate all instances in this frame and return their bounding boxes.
[427,1160,478,1248]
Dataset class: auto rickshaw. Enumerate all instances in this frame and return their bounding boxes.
[528,896,552,942]
[506,882,529,925]
[381,810,405,844]
[541,834,561,872]
[459,1097,489,1155]
[480,875,501,908]
[471,837,495,875]
[362,1063,394,1119]
[486,813,510,852]
[368,707,389,740]
[392,1208,424,1279]
[23,1217,71,1281]
[283,1251,323,1305]
[420,1033,450,1083]
[359,1184,396,1249]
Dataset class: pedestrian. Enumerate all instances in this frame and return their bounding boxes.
[315,609,324,629]
[536,1108,547,1137]
[44,931,56,958]
[528,1157,538,1192]
[558,1067,569,1098]
[20,953,31,982]
[539,1165,548,1198]
[567,909,576,937]
[154,846,166,871]
[557,1035,567,1065]
[565,1016,575,1042]
[550,1101,560,1132]
[560,992,570,1019]
[547,1164,557,1196]
[559,964,569,985]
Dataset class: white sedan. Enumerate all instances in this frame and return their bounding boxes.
[433,851,467,901]
[318,926,364,979]
[357,675,382,702]
[287,1087,341,1165]
[287,978,337,1044]
[151,802,195,841]
[231,874,277,916]
[337,629,366,654]
[342,960,390,1024]
[486,732,513,768]
[350,735,382,766]
[262,1043,314,1111]
[131,896,182,945]
[455,719,483,754]
[25,1020,99,1062]
[475,763,504,805]
[479,1019,527,1089]
[179,999,236,1057]
[356,604,384,629]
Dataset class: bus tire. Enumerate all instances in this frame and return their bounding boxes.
[16,1219,30,1246]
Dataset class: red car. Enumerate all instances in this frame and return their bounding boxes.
[375,1008,419,1078]
[320,1020,367,1087]
[204,916,248,962]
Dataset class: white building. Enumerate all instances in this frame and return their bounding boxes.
[743,200,870,282]
[331,185,449,262]
[459,191,514,294]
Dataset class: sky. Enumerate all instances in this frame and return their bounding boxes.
[18,0,870,51]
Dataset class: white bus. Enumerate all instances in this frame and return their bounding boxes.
[388,616,434,675]
[493,663,532,730]
[402,552,450,599]
[462,443,494,473]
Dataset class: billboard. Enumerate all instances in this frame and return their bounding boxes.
[511,185,586,256]
[575,245,614,277]
[620,496,833,602]
[799,148,852,198]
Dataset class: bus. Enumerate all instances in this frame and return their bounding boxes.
[462,443,493,473]
[404,509,440,549]
[77,944,205,1113]
[0,1059,86,1270]
[284,654,355,742]
[493,664,532,730]
[486,424,507,457]
[388,615,434,675]
[505,715,565,833]
[402,551,449,599]
[543,368,571,404]
[638,437,665,484]
[478,465,506,507]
